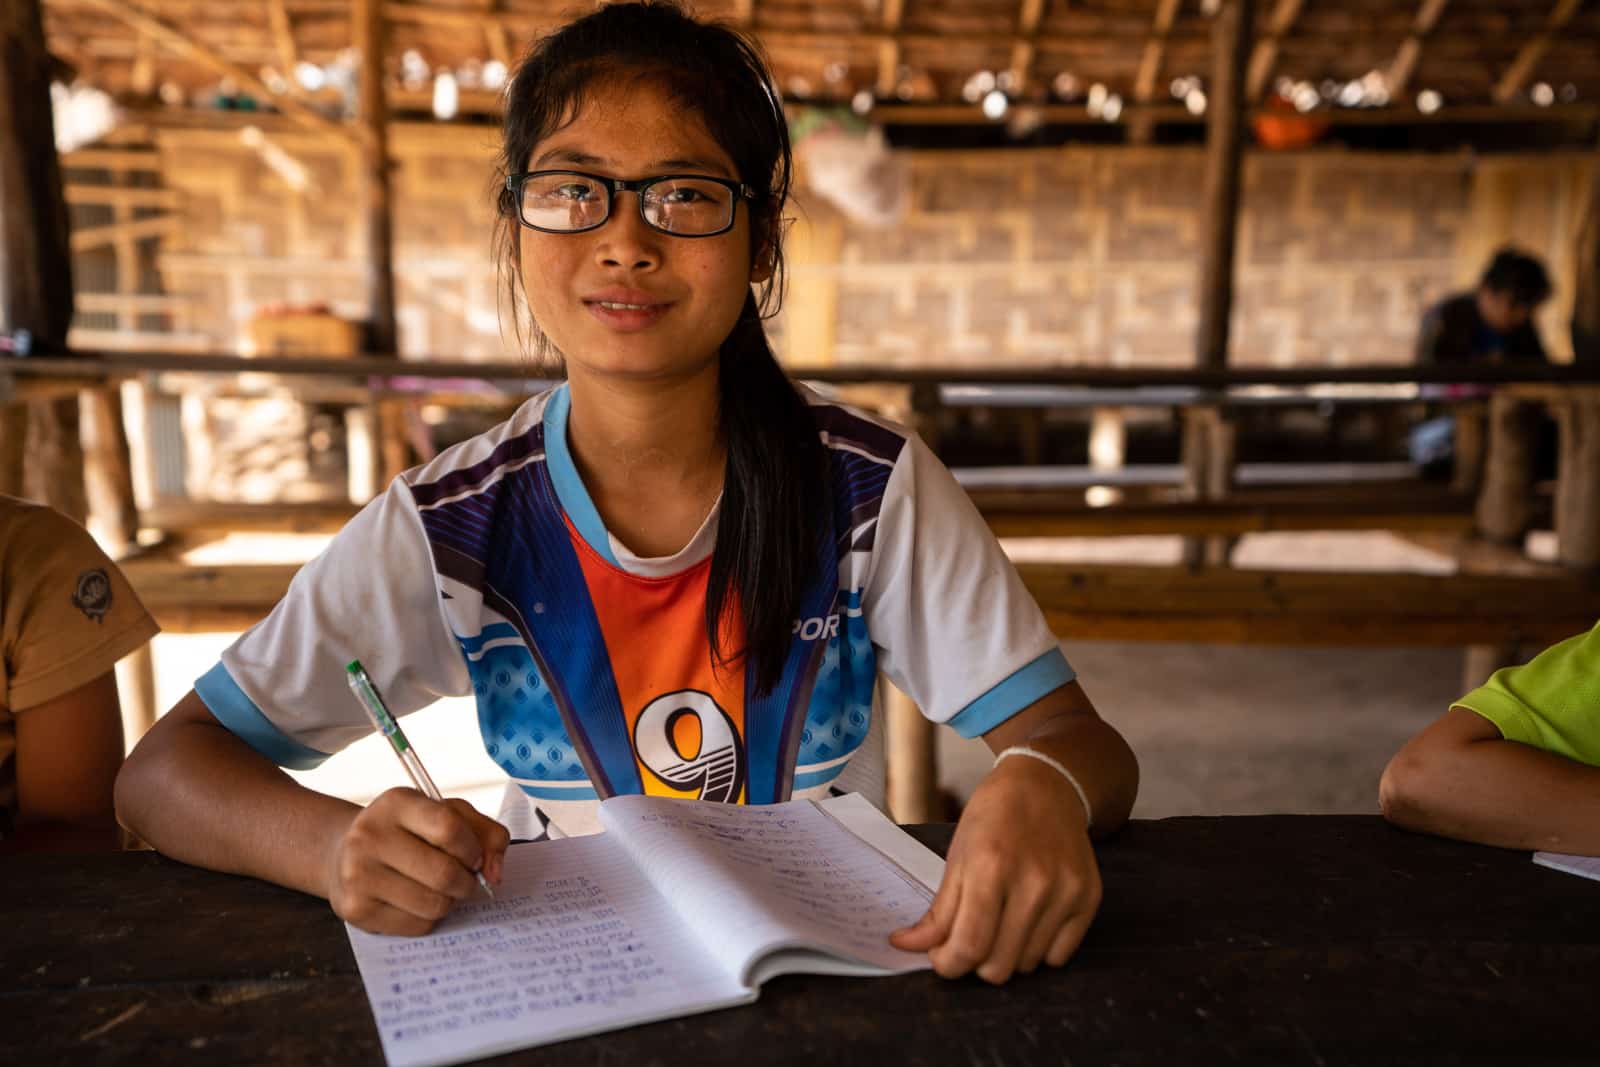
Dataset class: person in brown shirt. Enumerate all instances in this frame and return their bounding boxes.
[1,495,158,852]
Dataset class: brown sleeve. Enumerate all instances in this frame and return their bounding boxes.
[4,509,159,712]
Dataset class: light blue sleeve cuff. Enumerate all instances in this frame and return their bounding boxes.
[946,647,1076,739]
[195,661,331,771]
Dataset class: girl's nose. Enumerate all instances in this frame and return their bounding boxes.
[595,192,661,271]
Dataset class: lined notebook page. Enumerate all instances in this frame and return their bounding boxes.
[347,832,746,1067]
[1533,851,1600,882]
[602,796,934,982]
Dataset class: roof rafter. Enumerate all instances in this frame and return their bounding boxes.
[1493,0,1585,103]
[1245,0,1305,99]
[266,0,297,77]
[480,0,511,67]
[1133,0,1182,103]
[1008,0,1047,96]
[1484,0,1587,103]
[69,0,355,142]
[875,0,904,100]
[1385,0,1451,98]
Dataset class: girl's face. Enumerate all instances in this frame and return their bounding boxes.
[517,80,769,384]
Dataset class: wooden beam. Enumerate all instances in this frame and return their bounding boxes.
[353,0,398,356]
[266,0,299,80]
[1194,0,1253,372]
[139,498,358,536]
[120,556,1600,647]
[1493,0,1586,104]
[61,147,162,171]
[1017,564,1600,647]
[875,0,905,102]
[1245,0,1305,100]
[69,0,355,142]
[1007,0,1046,96]
[1385,0,1451,98]
[978,494,1477,539]
[381,3,1127,55]
[1133,0,1183,103]
[68,213,178,251]
[64,184,178,207]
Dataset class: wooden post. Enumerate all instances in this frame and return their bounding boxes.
[25,396,87,523]
[884,679,938,824]
[1194,0,1253,373]
[354,0,400,489]
[1462,643,1519,695]
[1,0,85,516]
[1554,396,1600,569]
[82,385,159,739]
[354,0,398,357]
[1475,392,1538,544]
[0,404,24,494]
[883,381,943,823]
[81,385,140,547]
[1575,167,1600,364]
[1183,0,1253,568]
[1450,402,1488,496]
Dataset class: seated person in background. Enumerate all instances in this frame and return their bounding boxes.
[1,495,158,853]
[1409,248,1555,477]
[1379,623,1600,855]
[1416,247,1552,366]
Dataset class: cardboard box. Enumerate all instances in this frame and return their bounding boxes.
[246,310,362,357]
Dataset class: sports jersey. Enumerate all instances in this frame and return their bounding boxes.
[196,384,1073,837]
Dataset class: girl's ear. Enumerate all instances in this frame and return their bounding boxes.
[750,242,775,285]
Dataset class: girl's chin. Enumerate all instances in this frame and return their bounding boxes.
[567,343,719,381]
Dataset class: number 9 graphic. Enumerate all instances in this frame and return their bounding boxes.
[633,690,745,803]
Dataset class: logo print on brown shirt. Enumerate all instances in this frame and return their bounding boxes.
[72,568,112,623]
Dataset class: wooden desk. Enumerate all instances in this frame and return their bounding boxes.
[3,817,1594,1066]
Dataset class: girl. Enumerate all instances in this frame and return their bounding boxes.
[116,1,1138,985]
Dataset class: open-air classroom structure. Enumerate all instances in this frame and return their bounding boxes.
[2,0,1598,1064]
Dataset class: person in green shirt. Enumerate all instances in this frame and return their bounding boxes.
[1380,622,1600,854]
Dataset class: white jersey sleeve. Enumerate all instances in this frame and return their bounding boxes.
[863,433,1073,738]
[194,479,469,768]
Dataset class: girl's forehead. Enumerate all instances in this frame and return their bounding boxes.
[525,81,736,176]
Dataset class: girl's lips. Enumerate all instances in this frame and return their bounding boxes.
[584,299,672,332]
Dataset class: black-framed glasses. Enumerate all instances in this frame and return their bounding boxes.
[505,170,759,237]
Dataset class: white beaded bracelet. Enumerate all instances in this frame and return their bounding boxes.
[993,745,1094,830]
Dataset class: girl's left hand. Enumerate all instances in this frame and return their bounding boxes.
[889,754,1101,983]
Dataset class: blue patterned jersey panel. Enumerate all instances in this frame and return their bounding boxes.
[470,642,596,798]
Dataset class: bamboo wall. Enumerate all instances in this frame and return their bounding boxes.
[63,124,1591,366]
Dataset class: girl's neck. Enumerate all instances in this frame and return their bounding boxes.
[562,364,725,556]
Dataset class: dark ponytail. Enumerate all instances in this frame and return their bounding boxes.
[494,2,827,694]
[710,294,828,694]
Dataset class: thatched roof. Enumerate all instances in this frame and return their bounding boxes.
[39,0,1600,125]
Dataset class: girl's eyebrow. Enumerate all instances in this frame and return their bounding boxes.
[532,146,732,177]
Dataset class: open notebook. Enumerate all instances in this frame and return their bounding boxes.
[345,793,944,1067]
[1533,851,1600,882]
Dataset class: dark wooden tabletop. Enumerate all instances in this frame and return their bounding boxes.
[3,816,1594,1067]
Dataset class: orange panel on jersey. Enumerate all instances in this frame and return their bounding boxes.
[567,515,747,803]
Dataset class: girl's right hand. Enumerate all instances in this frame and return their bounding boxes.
[325,787,510,935]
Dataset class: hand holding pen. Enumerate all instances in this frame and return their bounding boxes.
[326,660,509,935]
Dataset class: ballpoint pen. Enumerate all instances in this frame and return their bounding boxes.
[345,659,495,899]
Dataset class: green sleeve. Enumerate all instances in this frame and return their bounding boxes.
[1454,622,1600,766]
